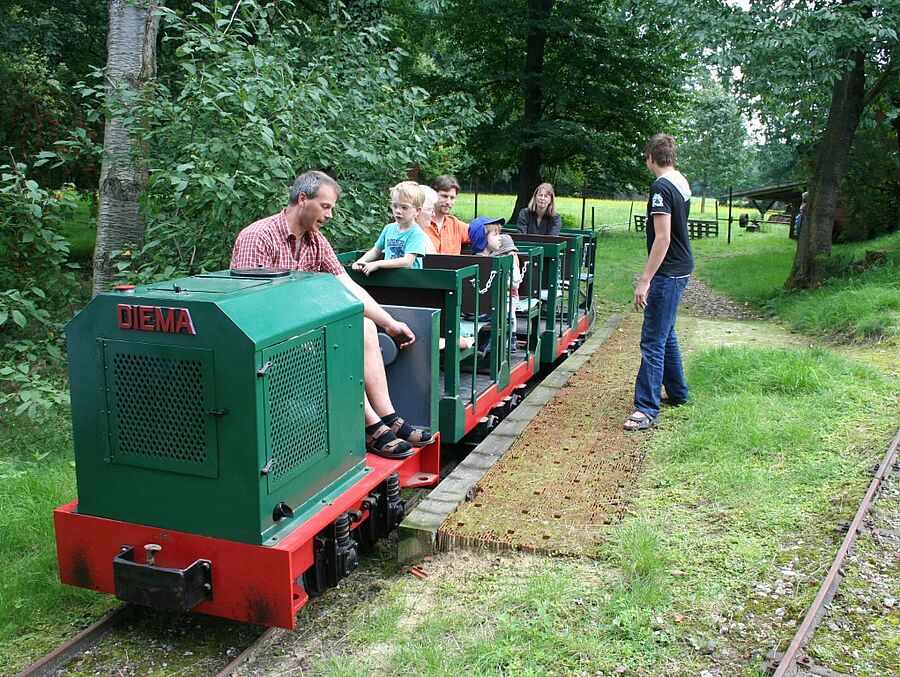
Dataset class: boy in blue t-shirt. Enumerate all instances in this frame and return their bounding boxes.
[352,181,428,275]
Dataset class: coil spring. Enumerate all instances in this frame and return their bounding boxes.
[334,512,352,546]
[386,472,400,501]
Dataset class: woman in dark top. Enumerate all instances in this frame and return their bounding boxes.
[516,182,562,236]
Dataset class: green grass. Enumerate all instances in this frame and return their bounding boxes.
[453,192,740,228]
[312,345,897,677]
[633,346,898,673]
[0,408,116,673]
[318,557,677,676]
[59,193,96,262]
[695,230,900,343]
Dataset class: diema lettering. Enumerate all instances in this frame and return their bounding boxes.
[117,304,196,335]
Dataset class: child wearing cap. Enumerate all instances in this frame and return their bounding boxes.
[352,181,428,275]
[480,222,522,355]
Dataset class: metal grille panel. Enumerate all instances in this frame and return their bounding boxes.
[114,353,206,463]
[104,342,218,478]
[265,331,328,489]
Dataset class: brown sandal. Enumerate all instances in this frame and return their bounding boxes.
[366,424,415,459]
[387,416,433,446]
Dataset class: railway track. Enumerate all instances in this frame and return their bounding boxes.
[765,428,900,677]
[16,605,141,677]
[15,604,280,677]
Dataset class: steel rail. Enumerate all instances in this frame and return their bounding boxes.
[215,626,281,677]
[15,604,141,677]
[771,428,900,677]
[17,602,280,677]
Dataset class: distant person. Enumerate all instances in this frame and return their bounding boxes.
[624,133,692,432]
[795,191,808,237]
[231,171,432,458]
[352,181,428,274]
[415,185,439,255]
[424,175,470,254]
[516,183,562,236]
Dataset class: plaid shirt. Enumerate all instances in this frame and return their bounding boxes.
[230,210,344,276]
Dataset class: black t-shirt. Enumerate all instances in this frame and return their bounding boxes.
[646,173,693,277]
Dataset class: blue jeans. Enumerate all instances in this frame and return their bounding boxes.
[634,275,689,420]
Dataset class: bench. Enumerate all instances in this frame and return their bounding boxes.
[687,219,718,238]
[635,214,718,238]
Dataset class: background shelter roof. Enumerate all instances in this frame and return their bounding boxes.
[718,180,806,204]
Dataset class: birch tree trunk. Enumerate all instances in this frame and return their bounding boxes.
[92,0,160,297]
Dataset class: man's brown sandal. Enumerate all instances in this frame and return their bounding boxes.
[366,424,415,459]
[387,416,433,446]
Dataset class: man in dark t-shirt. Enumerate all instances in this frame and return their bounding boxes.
[624,134,694,431]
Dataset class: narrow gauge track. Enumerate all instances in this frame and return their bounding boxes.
[16,603,278,677]
[766,428,900,677]
[16,605,140,677]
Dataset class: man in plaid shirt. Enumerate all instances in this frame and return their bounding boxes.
[231,171,432,459]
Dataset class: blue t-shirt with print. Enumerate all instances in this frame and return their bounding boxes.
[375,222,427,269]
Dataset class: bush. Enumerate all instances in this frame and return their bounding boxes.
[0,162,77,418]
[560,213,580,230]
[79,1,486,281]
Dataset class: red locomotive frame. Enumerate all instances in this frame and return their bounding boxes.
[55,441,440,629]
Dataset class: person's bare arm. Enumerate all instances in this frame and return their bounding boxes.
[351,247,380,272]
[336,272,416,348]
[633,215,671,310]
[356,252,417,275]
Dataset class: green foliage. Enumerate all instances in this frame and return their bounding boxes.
[559,212,579,230]
[679,0,898,140]
[743,139,805,188]
[404,0,692,191]
[0,1,105,187]
[81,0,485,279]
[0,162,77,418]
[837,124,900,242]
[649,1,899,248]
[677,77,749,199]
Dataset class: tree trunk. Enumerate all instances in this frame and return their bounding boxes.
[92,0,160,297]
[785,49,866,289]
[511,0,554,224]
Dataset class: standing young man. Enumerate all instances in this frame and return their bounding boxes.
[624,134,693,431]
[423,175,470,254]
